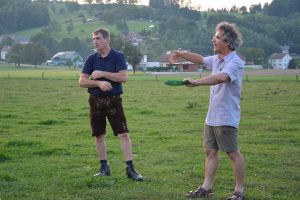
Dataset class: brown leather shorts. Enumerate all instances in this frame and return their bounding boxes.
[89,94,129,136]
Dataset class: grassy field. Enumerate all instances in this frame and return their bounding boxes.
[0,66,300,200]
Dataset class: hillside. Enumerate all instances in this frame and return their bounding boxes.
[1,0,300,65]
[12,9,155,41]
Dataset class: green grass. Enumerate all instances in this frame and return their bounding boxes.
[0,67,300,200]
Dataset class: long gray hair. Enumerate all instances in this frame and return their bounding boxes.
[216,22,243,50]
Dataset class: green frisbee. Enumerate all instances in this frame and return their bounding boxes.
[164,80,188,86]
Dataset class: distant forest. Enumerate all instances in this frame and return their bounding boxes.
[0,0,299,65]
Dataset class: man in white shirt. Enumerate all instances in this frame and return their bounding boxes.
[169,21,245,200]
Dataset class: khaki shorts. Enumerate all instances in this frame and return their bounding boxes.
[89,94,129,136]
[203,124,239,152]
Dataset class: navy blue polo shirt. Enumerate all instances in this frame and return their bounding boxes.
[82,49,127,97]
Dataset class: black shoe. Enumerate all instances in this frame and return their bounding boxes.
[126,165,143,181]
[94,164,110,176]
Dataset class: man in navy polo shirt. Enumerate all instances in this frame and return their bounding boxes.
[79,28,143,181]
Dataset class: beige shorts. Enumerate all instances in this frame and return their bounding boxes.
[203,124,239,152]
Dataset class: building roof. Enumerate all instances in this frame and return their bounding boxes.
[159,51,171,62]
[15,36,29,44]
[269,53,289,59]
[1,45,11,52]
[52,51,80,60]
[126,32,144,43]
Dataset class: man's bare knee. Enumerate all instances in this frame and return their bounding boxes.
[227,151,243,162]
[205,148,218,158]
[118,133,130,140]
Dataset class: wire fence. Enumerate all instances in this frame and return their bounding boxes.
[1,68,300,82]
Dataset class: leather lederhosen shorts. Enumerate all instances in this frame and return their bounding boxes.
[88,94,129,136]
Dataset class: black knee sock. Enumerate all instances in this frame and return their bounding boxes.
[100,160,108,165]
[126,160,133,166]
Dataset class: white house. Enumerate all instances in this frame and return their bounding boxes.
[127,62,133,70]
[268,53,292,69]
[1,45,11,60]
[46,51,83,67]
[268,45,292,69]
[125,32,144,46]
[139,55,160,69]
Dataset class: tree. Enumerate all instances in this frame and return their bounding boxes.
[0,36,15,49]
[116,0,124,4]
[149,0,165,9]
[229,6,238,13]
[66,21,74,35]
[179,0,192,8]
[288,59,296,69]
[239,6,247,14]
[66,59,73,68]
[239,47,266,65]
[123,43,142,75]
[110,34,124,51]
[16,2,50,30]
[95,0,104,3]
[116,20,129,35]
[85,0,93,4]
[249,4,262,14]
[49,20,62,33]
[0,0,50,33]
[30,33,60,58]
[23,43,47,67]
[72,55,83,69]
[264,0,300,17]
[41,19,62,36]
[60,37,90,58]
[7,43,24,68]
[128,0,138,5]
[65,2,80,13]
[164,0,180,7]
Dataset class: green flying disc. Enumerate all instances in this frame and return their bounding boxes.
[164,80,188,86]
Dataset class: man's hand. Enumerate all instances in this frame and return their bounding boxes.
[98,81,112,91]
[168,50,182,64]
[91,70,105,79]
[183,78,197,87]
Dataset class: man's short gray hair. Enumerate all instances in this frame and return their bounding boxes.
[93,28,110,39]
[216,22,243,50]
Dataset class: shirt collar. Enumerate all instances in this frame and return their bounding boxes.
[219,51,236,62]
[96,49,114,59]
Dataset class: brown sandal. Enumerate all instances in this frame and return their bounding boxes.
[186,187,213,198]
[226,191,245,200]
